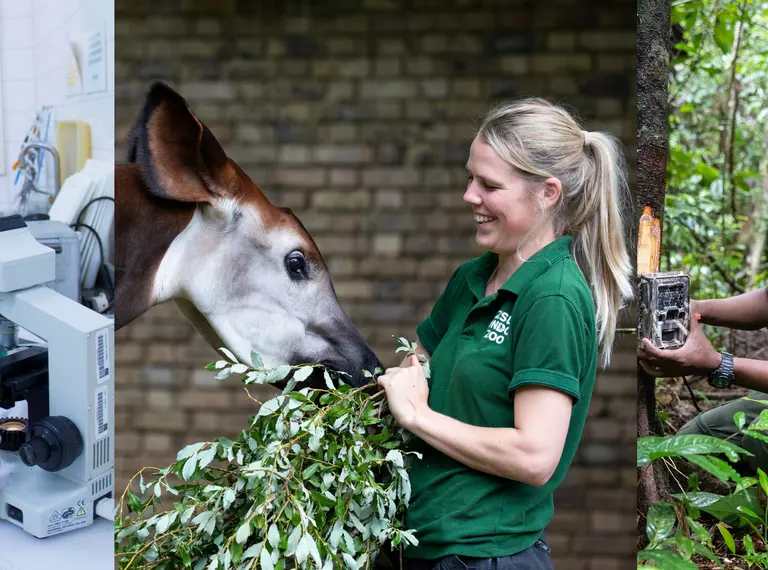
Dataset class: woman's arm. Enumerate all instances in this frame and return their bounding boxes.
[377,356,572,487]
[406,385,572,486]
[694,287,768,330]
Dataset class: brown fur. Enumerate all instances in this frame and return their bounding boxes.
[114,164,194,329]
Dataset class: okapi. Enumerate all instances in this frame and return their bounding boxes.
[116,82,382,388]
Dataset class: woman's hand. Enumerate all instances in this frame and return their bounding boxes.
[637,315,722,378]
[376,354,430,430]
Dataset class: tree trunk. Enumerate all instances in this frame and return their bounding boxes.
[725,17,745,218]
[637,0,671,539]
[749,120,768,287]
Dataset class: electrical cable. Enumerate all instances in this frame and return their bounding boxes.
[70,222,114,311]
[72,196,115,312]
[75,195,114,225]
[681,376,702,412]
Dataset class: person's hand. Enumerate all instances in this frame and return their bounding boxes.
[637,315,722,378]
[377,354,430,430]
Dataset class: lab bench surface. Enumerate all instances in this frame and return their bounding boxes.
[0,517,112,569]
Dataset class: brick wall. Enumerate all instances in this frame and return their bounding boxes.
[115,1,637,568]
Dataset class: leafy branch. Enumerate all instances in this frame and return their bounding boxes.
[116,338,426,570]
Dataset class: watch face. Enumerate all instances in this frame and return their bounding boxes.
[709,375,730,389]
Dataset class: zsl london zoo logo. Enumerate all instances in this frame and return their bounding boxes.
[484,309,511,344]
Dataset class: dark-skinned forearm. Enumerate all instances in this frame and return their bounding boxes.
[731,357,768,392]
[697,288,768,330]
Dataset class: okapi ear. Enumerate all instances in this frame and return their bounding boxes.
[127,82,237,203]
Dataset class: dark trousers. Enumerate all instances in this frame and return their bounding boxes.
[402,535,553,570]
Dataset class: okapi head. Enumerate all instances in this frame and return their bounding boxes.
[116,82,382,388]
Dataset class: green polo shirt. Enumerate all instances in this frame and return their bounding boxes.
[404,235,597,559]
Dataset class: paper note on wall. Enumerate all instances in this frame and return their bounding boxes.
[83,23,106,94]
[67,22,106,96]
[66,41,83,97]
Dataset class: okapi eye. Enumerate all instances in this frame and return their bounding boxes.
[285,251,308,281]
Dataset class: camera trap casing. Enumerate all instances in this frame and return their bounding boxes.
[637,272,691,350]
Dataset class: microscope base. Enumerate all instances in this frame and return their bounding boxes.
[0,452,98,538]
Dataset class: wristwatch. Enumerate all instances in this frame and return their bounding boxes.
[708,351,735,389]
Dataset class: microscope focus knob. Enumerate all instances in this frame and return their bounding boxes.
[19,416,83,472]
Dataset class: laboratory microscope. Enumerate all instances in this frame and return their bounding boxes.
[0,214,114,538]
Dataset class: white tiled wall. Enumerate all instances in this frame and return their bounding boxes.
[0,0,114,213]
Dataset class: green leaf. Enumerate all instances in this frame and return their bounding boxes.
[303,462,321,480]
[235,521,251,544]
[260,546,274,570]
[717,523,736,554]
[182,456,198,480]
[223,488,236,509]
[734,411,746,430]
[219,347,239,363]
[177,442,207,461]
[685,454,741,484]
[192,511,215,534]
[673,488,762,524]
[293,367,314,383]
[181,506,196,524]
[215,367,232,381]
[295,534,310,564]
[637,435,747,466]
[266,365,292,383]
[307,534,322,567]
[686,517,710,544]
[323,369,335,390]
[696,162,720,186]
[250,350,263,368]
[267,523,280,549]
[714,18,734,54]
[385,449,404,468]
[179,544,192,567]
[757,468,768,498]
[241,543,262,561]
[257,398,282,418]
[230,541,243,565]
[198,445,218,469]
[330,520,344,548]
[285,524,302,556]
[637,549,697,570]
[646,501,676,544]
[127,492,142,514]
[155,513,174,534]
[342,553,358,570]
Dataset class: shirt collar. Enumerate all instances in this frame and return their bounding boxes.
[466,235,574,300]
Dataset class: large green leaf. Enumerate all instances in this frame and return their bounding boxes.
[637,435,749,466]
[647,501,677,545]
[717,523,737,554]
[685,454,741,484]
[672,488,763,525]
[696,162,721,185]
[714,17,735,54]
[637,549,698,570]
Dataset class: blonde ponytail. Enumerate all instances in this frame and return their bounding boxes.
[478,99,633,367]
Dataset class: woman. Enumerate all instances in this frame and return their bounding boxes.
[377,99,633,570]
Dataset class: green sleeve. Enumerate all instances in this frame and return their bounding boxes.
[416,265,463,356]
[508,294,590,402]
